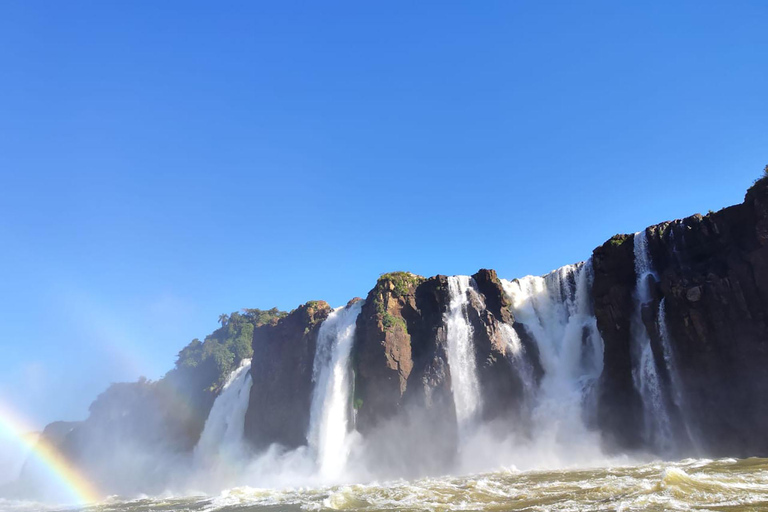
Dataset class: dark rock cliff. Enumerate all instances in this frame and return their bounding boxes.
[592,234,646,450]
[352,272,456,475]
[244,300,332,450]
[468,269,530,423]
[353,272,432,432]
[593,178,768,456]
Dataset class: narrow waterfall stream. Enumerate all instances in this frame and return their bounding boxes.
[632,231,674,453]
[658,298,698,452]
[307,300,364,481]
[445,276,483,441]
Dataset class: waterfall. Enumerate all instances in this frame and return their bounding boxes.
[503,262,603,394]
[658,300,685,413]
[445,276,483,440]
[500,261,604,459]
[499,323,536,400]
[631,231,673,452]
[658,298,698,452]
[194,358,253,467]
[306,300,364,481]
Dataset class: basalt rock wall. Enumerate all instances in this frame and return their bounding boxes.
[593,178,768,456]
[244,301,332,451]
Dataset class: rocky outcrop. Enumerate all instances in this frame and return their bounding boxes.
[244,301,332,450]
[354,270,529,432]
[353,272,429,432]
[591,234,646,450]
[593,178,768,457]
[351,273,459,476]
[468,269,529,423]
[36,421,80,451]
[352,270,529,475]
[645,181,768,456]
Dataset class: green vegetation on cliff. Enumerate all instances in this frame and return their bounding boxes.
[370,271,424,333]
[175,308,286,391]
[608,234,630,247]
[378,271,425,298]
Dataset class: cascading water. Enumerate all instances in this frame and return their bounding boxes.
[193,358,253,483]
[658,298,697,452]
[445,276,483,441]
[306,300,364,481]
[499,323,536,402]
[658,299,685,414]
[631,231,674,453]
[500,261,605,464]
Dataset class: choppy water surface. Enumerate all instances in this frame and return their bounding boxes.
[11,457,763,512]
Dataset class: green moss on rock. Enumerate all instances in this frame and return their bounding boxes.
[377,271,425,298]
[609,235,629,247]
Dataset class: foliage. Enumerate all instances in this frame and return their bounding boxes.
[242,307,287,326]
[608,235,628,247]
[378,271,424,297]
[369,271,423,334]
[382,311,407,332]
[78,307,287,452]
[174,308,286,392]
[374,296,408,333]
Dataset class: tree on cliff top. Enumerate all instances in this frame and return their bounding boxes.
[173,308,286,390]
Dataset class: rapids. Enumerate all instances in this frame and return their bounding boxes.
[5,458,767,512]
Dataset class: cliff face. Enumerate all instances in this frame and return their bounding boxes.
[591,235,646,450]
[244,301,332,450]
[353,271,527,434]
[350,271,528,475]
[353,272,425,432]
[469,269,530,424]
[593,179,768,456]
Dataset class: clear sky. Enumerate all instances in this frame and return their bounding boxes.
[0,1,766,428]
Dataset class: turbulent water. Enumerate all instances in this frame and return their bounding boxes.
[5,458,766,512]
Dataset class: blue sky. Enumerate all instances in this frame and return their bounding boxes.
[0,1,766,428]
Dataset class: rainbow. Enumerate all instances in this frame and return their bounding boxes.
[0,402,100,506]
